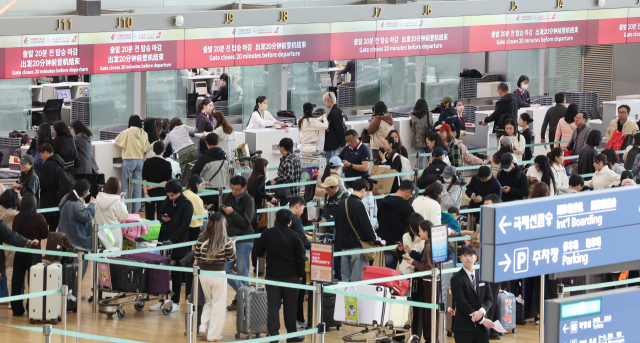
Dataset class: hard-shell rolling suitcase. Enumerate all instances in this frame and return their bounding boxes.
[109,259,146,293]
[236,259,268,339]
[29,263,62,324]
[334,283,391,326]
[61,263,78,313]
[497,291,517,334]
[387,295,410,329]
[361,266,409,296]
[307,290,343,331]
[514,278,535,325]
[127,253,171,296]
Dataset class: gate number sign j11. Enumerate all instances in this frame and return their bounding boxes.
[479,187,640,283]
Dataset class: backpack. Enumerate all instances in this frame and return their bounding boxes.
[624,146,640,171]
[393,153,413,181]
[605,130,627,151]
[56,168,76,203]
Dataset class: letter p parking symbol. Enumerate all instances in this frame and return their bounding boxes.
[514,248,529,273]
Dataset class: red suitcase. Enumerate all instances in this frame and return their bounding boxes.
[127,253,171,296]
[360,266,409,296]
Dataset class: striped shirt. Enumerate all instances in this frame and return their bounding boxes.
[194,238,236,271]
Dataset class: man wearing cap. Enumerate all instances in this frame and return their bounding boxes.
[496,153,529,202]
[316,176,347,280]
[339,129,371,188]
[298,102,329,154]
[465,166,502,229]
[417,146,449,189]
[437,96,463,138]
[12,154,40,206]
[436,123,464,179]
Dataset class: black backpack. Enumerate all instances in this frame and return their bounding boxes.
[56,168,76,203]
[624,146,640,171]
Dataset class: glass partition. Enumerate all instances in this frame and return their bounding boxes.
[506,49,541,96]
[89,73,135,138]
[380,56,418,108]
[355,59,381,107]
[239,64,283,128]
[0,78,31,133]
[145,70,187,119]
[423,54,461,106]
[288,62,329,114]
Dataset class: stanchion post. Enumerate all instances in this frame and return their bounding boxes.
[44,324,52,343]
[126,177,133,213]
[315,200,322,226]
[192,266,200,343]
[557,283,565,299]
[540,275,545,343]
[415,152,420,170]
[217,187,224,209]
[312,222,319,243]
[185,303,194,343]
[311,282,322,343]
[431,265,438,343]
[438,302,445,343]
[76,252,83,343]
[92,223,99,313]
[61,285,68,343]
[413,168,419,185]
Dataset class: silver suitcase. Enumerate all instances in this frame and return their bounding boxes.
[236,259,268,339]
[29,263,62,324]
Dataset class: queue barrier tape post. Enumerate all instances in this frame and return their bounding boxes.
[44,324,52,343]
[539,275,545,343]
[76,251,83,343]
[61,285,68,343]
[92,223,99,314]
[185,303,194,343]
[430,264,437,343]
[192,266,200,343]
[558,283,565,299]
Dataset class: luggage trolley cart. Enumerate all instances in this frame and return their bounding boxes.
[95,244,174,319]
[298,153,326,182]
[231,144,263,175]
[333,284,412,343]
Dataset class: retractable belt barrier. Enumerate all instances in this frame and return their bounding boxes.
[564,277,640,293]
[0,289,62,303]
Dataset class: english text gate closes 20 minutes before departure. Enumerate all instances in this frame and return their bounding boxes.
[479,187,640,283]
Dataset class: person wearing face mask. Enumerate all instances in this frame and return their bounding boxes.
[196,98,215,133]
[496,154,529,202]
[513,75,540,109]
[245,96,289,130]
[439,166,463,211]
[437,96,463,139]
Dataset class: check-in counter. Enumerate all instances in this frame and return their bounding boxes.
[596,100,640,137]
[459,110,495,160]
[526,106,553,157]
[193,131,246,154]
[244,127,300,179]
[92,140,122,181]
[392,117,416,165]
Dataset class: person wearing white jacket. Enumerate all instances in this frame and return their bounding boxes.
[412,182,442,225]
[584,154,621,190]
[548,148,569,190]
[439,166,463,211]
[95,177,130,249]
[397,213,426,275]
[245,96,289,130]
[298,102,329,154]
[504,119,526,162]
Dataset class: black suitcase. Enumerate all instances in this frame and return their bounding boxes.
[514,278,537,325]
[307,291,343,330]
[61,263,78,313]
[109,260,146,293]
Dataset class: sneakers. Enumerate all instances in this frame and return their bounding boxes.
[535,317,540,325]
[227,300,237,311]
[296,321,308,329]
[171,303,179,313]
[286,336,305,343]
[198,329,207,338]
[149,302,163,311]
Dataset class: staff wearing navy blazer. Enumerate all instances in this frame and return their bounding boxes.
[450,244,495,343]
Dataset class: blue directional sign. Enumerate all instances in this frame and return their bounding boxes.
[546,287,640,343]
[483,224,640,283]
[481,187,640,245]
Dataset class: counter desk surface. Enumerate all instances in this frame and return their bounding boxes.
[244,127,300,180]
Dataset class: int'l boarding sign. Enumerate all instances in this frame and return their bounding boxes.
[310,243,333,283]
[480,187,640,283]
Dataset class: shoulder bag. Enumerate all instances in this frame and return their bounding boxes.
[344,198,378,261]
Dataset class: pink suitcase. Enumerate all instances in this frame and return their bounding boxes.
[360,266,410,296]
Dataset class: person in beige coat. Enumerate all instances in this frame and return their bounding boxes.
[584,154,621,190]
[606,104,639,142]
[115,115,149,213]
[367,101,393,158]
[298,102,329,154]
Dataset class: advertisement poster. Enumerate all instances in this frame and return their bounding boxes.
[375,19,423,58]
[234,25,284,66]
[283,23,331,63]
[421,16,464,55]
[132,29,184,71]
[19,33,82,78]
[310,242,333,283]
[431,224,448,264]
[330,21,376,61]
[78,31,133,74]
[0,36,23,79]
[184,28,236,68]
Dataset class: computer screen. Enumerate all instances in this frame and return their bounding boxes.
[589,107,602,120]
[57,88,72,102]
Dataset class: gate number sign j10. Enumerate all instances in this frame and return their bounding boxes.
[480,187,640,283]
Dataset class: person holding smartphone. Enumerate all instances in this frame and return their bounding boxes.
[182,175,209,301]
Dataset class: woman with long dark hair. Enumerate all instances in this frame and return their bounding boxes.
[379,136,403,193]
[246,158,277,271]
[164,117,198,187]
[246,96,288,129]
[491,136,517,176]
[9,193,48,316]
[584,154,621,190]
[396,213,425,337]
[440,166,462,211]
[425,132,449,166]
[503,118,526,162]
[298,102,329,154]
[375,130,408,165]
[196,97,215,133]
[577,130,602,175]
[114,115,149,213]
[555,103,578,149]
[527,155,557,196]
[28,124,55,173]
[143,118,160,160]
[71,120,99,191]
[59,179,96,279]
[518,113,534,163]
[94,177,129,249]
[183,174,210,301]
[53,121,79,172]
[410,98,432,169]
[195,212,236,341]
[601,148,625,175]
[623,132,640,170]
[368,101,394,159]
[547,147,569,190]
[12,154,39,206]
[212,110,236,159]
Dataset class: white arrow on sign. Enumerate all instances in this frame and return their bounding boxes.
[563,324,569,334]
[499,216,512,235]
[498,254,511,272]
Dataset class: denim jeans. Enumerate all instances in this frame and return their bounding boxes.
[324,149,341,159]
[225,241,253,300]
[384,251,399,270]
[415,147,428,170]
[121,159,143,213]
[341,249,368,282]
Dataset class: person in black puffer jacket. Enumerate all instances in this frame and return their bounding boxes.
[437,96,463,138]
[322,92,346,158]
[577,129,602,176]
[52,121,79,172]
[418,147,449,189]
[480,82,519,140]
[496,154,529,202]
